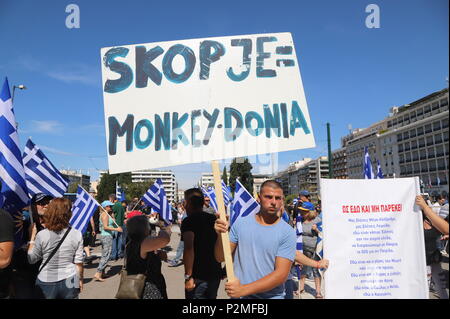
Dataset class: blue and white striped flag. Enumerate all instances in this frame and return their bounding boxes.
[314,221,323,259]
[142,179,172,224]
[202,186,219,212]
[295,215,303,278]
[230,179,260,226]
[375,160,383,179]
[222,181,232,206]
[363,147,373,179]
[70,185,100,234]
[0,77,29,213]
[22,139,69,198]
[116,181,125,202]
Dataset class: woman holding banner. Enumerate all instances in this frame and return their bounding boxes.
[416,195,449,299]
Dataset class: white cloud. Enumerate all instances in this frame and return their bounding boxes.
[39,145,78,157]
[31,120,63,133]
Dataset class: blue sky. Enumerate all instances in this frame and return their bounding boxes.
[0,0,448,189]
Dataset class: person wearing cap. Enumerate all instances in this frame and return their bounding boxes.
[296,202,324,299]
[93,201,123,282]
[9,193,54,298]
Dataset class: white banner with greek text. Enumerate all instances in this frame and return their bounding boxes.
[321,177,428,299]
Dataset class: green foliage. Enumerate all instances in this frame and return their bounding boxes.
[222,166,228,185]
[67,183,78,194]
[285,194,297,205]
[124,180,154,201]
[229,157,253,195]
[96,171,132,202]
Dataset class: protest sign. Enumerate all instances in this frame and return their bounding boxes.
[321,177,428,299]
[100,33,315,173]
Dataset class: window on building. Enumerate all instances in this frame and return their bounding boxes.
[425,124,432,134]
[418,137,425,148]
[432,102,439,111]
[427,147,435,158]
[410,129,416,138]
[399,154,404,163]
[388,121,392,128]
[403,131,409,140]
[406,164,412,175]
[417,108,424,116]
[417,127,424,136]
[404,142,410,151]
[429,160,436,172]
[405,152,411,162]
[413,163,420,174]
[444,131,449,142]
[426,135,434,146]
[441,98,449,107]
[442,118,449,129]
[420,149,427,160]
[436,145,444,157]
[434,133,442,144]
[411,140,418,150]
[433,121,441,131]
[437,158,446,171]
[412,151,419,161]
[400,165,406,174]
[424,105,431,114]
[397,133,403,142]
[421,162,428,173]
[398,144,404,152]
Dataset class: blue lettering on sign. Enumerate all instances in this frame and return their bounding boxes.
[171,112,189,149]
[263,103,281,137]
[134,119,154,149]
[224,108,243,142]
[191,110,202,147]
[245,111,264,136]
[155,113,171,151]
[227,39,252,82]
[162,44,196,83]
[257,37,277,78]
[202,109,220,145]
[135,45,164,87]
[103,47,133,93]
[290,100,311,136]
[108,114,134,154]
[108,101,311,153]
[199,41,225,80]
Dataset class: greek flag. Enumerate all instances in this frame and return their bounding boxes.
[375,159,383,179]
[142,179,172,224]
[70,185,99,234]
[116,181,125,201]
[314,221,323,259]
[222,181,232,206]
[363,147,373,179]
[202,186,219,212]
[230,179,260,226]
[0,77,29,212]
[22,139,69,198]
[295,215,303,252]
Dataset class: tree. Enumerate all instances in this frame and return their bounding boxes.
[67,183,78,194]
[222,166,228,185]
[229,157,253,195]
[96,171,132,202]
[124,180,154,201]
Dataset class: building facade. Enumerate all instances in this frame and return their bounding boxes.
[338,88,449,195]
[198,173,215,188]
[131,170,177,203]
[60,170,91,192]
[331,147,348,179]
[253,174,272,193]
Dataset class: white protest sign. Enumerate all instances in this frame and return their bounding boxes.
[100,33,315,173]
[321,177,428,299]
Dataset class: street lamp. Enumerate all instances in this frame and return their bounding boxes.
[12,84,27,102]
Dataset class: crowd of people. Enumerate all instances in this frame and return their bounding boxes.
[0,180,448,299]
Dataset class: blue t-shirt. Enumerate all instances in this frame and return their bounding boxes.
[229,214,296,299]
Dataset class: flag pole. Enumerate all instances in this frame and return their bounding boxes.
[211,160,235,281]
[99,206,120,228]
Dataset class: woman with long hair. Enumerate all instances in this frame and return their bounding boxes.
[27,198,84,299]
[125,215,171,299]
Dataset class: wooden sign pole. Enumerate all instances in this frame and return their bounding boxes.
[211,160,235,281]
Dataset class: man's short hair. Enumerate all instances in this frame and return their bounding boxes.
[260,180,283,192]
[184,188,204,208]
[109,194,117,201]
